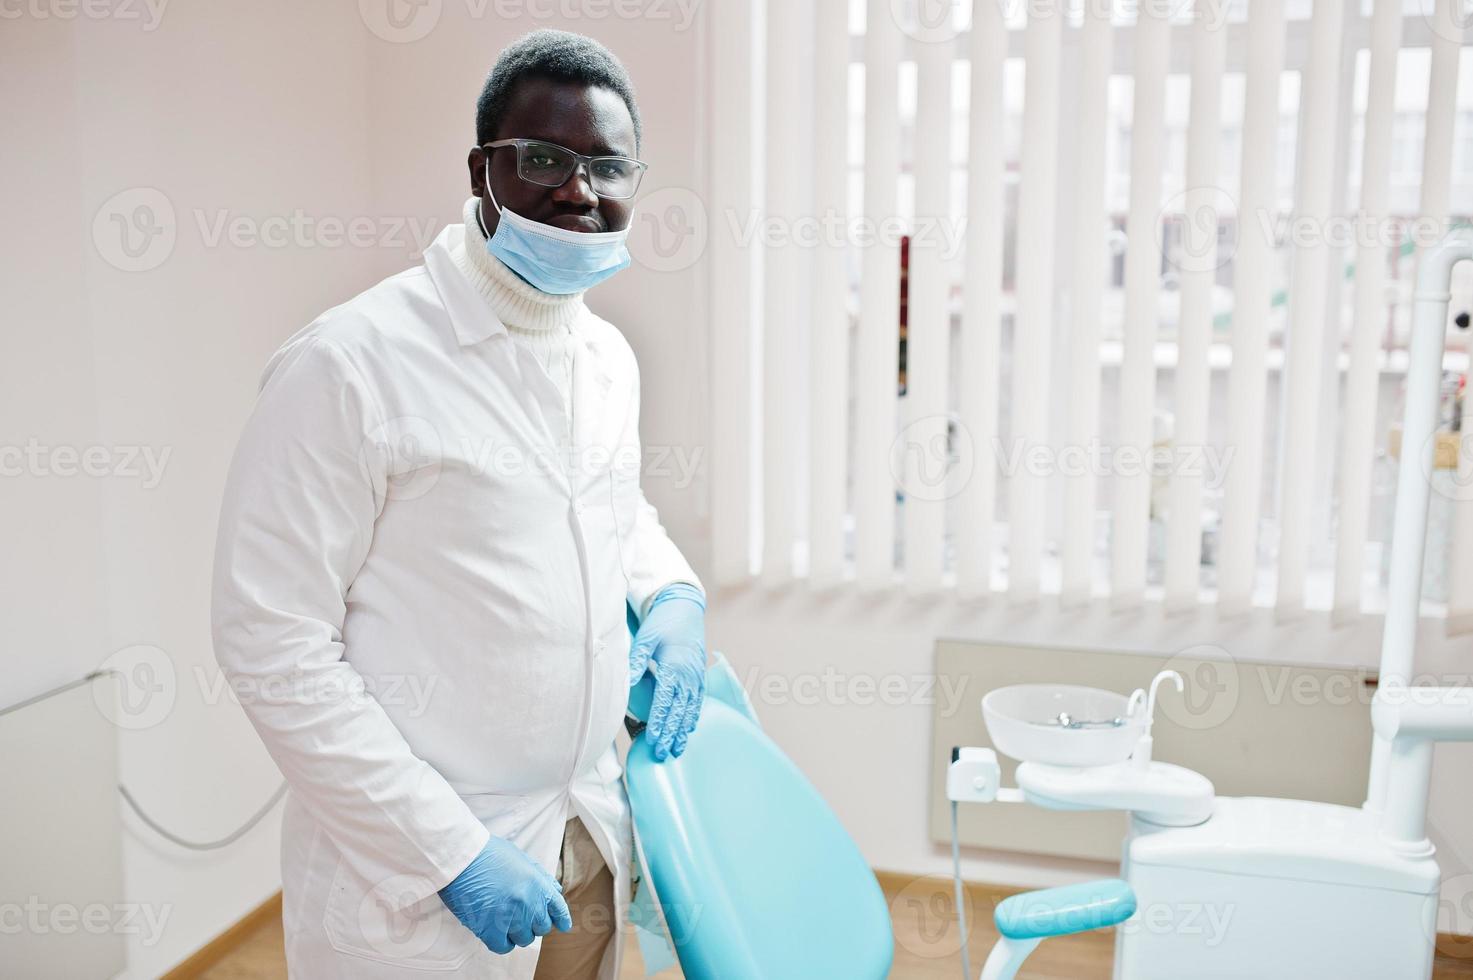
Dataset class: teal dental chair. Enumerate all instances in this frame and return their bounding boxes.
[622,649,1137,980]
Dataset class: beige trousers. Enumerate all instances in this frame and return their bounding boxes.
[532,818,616,980]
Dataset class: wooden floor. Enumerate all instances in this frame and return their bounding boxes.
[195,875,1473,979]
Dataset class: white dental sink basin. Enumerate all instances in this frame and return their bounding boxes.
[983,684,1145,768]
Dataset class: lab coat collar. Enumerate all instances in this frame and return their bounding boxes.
[423,223,509,348]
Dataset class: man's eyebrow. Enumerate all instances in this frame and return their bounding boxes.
[525,134,633,158]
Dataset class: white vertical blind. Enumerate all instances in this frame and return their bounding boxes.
[1332,0,1403,622]
[1110,2,1170,607]
[806,0,850,588]
[1006,1,1063,600]
[760,0,810,581]
[1275,0,1347,616]
[714,0,1466,629]
[853,0,902,588]
[1163,1,1226,613]
[901,30,952,591]
[706,0,762,585]
[953,0,1006,596]
[1217,0,1288,614]
[1059,0,1114,607]
[1425,0,1469,630]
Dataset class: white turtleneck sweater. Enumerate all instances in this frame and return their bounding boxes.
[451,196,584,437]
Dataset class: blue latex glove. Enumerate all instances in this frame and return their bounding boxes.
[628,583,707,761]
[439,837,572,954]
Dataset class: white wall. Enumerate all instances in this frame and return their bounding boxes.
[2,4,707,976]
[17,2,1465,974]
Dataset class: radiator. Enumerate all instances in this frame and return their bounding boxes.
[929,640,1374,862]
[0,673,127,978]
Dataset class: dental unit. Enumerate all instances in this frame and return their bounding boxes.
[944,229,1473,980]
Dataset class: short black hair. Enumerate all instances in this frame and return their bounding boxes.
[475,29,642,151]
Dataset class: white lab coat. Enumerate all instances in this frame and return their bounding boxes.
[211,222,700,979]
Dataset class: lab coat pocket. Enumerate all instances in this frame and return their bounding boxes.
[321,859,478,972]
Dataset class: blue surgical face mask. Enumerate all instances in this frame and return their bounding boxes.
[480,161,632,295]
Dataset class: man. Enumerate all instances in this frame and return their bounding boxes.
[211,30,706,980]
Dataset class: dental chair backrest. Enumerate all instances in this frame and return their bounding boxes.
[624,655,894,980]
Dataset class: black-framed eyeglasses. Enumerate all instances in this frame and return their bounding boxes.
[483,138,647,201]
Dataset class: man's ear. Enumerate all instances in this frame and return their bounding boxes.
[467,147,487,196]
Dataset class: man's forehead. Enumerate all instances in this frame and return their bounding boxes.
[500,79,636,157]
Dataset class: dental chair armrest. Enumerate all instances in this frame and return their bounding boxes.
[994,879,1137,940]
[980,881,1137,980]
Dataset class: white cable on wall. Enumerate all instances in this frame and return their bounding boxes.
[119,780,287,852]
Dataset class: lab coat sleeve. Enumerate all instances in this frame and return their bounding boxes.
[211,336,489,913]
[620,354,704,619]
